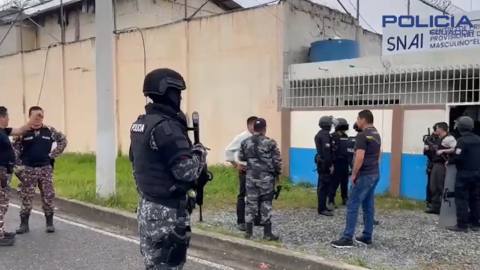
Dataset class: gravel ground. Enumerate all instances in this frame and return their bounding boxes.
[193,207,480,270]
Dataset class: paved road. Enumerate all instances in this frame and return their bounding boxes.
[0,205,234,270]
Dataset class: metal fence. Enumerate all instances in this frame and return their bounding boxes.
[281,64,480,109]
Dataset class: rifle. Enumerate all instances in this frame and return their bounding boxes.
[187,111,214,222]
[423,128,448,161]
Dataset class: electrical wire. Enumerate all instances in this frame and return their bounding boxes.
[0,12,21,47]
[342,0,391,71]
[36,43,60,105]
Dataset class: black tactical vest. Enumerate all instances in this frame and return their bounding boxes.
[333,133,351,163]
[433,135,452,163]
[130,114,191,206]
[20,127,54,167]
[0,128,14,166]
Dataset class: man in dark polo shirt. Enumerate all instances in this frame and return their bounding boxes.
[331,109,382,248]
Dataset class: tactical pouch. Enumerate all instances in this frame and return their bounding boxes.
[157,228,191,267]
[0,177,6,189]
[314,154,325,172]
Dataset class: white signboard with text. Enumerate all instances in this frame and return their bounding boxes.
[382,10,480,55]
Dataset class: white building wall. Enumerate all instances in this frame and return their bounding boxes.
[291,109,392,152]
[400,109,445,200]
[402,109,445,155]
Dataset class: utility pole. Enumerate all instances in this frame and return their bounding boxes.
[355,0,359,21]
[407,0,410,15]
[95,0,116,197]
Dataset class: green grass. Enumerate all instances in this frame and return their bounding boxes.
[11,153,424,213]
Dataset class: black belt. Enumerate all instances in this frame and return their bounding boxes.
[22,160,51,167]
[142,193,185,209]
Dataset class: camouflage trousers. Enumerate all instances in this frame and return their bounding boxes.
[137,198,191,270]
[0,167,12,239]
[16,165,55,216]
[245,174,274,224]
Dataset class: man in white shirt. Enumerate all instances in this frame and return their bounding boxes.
[225,116,258,231]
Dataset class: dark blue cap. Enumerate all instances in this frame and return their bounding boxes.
[253,118,267,131]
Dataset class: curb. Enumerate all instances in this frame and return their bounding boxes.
[9,187,368,270]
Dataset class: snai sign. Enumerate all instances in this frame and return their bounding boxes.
[381,11,480,55]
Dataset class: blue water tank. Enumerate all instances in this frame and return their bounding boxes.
[309,39,360,62]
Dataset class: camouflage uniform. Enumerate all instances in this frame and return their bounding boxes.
[137,198,191,270]
[0,167,12,239]
[13,125,67,234]
[238,132,282,241]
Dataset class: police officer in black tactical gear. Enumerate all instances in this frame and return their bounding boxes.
[423,124,438,210]
[129,68,208,270]
[314,116,336,216]
[328,118,354,208]
[446,116,480,232]
[426,122,456,214]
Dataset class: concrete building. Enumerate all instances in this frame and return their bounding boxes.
[282,10,480,199]
[0,0,381,171]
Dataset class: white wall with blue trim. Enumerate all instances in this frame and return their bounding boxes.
[290,110,392,194]
[401,109,445,200]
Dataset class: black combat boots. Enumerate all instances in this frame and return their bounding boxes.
[16,214,30,234]
[263,223,279,241]
[244,222,253,239]
[45,213,55,233]
[0,232,16,246]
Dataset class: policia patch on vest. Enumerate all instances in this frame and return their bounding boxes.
[131,123,146,133]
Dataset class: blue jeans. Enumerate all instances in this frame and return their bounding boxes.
[342,174,380,240]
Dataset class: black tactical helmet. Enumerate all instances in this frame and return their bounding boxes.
[143,68,186,109]
[335,118,349,131]
[319,116,332,130]
[456,116,474,133]
[353,122,362,132]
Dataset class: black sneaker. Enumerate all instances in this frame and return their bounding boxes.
[319,210,334,216]
[354,236,372,245]
[237,223,246,232]
[331,238,353,248]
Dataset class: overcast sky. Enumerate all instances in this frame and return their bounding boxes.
[0,0,478,34]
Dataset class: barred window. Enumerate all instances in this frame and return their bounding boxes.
[281,65,480,109]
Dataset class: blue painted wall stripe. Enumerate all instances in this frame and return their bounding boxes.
[289,147,391,195]
[400,154,428,200]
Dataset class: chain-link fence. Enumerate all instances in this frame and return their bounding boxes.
[280,64,480,109]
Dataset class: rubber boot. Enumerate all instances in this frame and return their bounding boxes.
[263,223,279,241]
[16,214,30,234]
[244,222,253,239]
[45,213,55,233]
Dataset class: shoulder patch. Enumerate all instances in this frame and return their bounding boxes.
[131,123,146,133]
[160,121,172,136]
[455,148,462,155]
